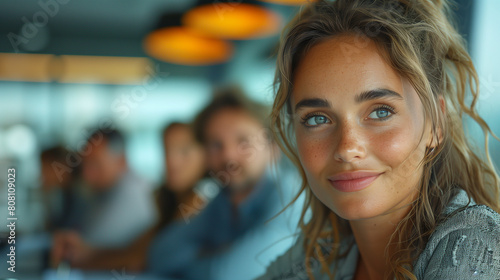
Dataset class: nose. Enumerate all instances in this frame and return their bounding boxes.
[220,142,241,165]
[166,157,180,174]
[333,120,366,163]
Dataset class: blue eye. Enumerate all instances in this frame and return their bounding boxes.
[303,115,330,127]
[368,106,395,120]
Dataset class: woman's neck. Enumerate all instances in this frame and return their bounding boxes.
[172,189,205,220]
[349,204,412,280]
[175,189,196,204]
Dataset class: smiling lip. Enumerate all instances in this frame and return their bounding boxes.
[327,171,383,192]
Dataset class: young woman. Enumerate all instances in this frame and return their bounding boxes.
[258,0,500,279]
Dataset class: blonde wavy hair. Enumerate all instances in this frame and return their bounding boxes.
[271,0,500,279]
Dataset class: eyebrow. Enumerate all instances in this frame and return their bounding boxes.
[294,98,330,112]
[294,88,403,112]
[355,88,403,103]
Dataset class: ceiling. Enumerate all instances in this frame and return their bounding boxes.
[0,0,473,84]
[0,0,299,83]
[0,0,197,53]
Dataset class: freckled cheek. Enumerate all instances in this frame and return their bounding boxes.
[296,131,333,176]
[372,124,417,171]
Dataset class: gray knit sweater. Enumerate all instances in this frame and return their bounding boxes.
[255,189,500,279]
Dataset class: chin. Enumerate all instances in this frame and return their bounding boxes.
[229,175,256,191]
[312,185,384,221]
[226,176,244,188]
[331,203,382,221]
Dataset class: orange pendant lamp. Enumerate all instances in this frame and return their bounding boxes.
[143,26,234,66]
[182,3,282,40]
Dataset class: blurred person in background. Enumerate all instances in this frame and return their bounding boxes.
[51,123,212,276]
[40,146,86,232]
[153,122,212,230]
[154,87,303,280]
[52,128,157,258]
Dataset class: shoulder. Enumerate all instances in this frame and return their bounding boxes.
[254,233,308,280]
[200,187,229,214]
[119,171,153,196]
[415,204,500,279]
[255,233,357,280]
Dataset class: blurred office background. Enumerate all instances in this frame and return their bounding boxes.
[0,0,498,277]
[0,0,300,234]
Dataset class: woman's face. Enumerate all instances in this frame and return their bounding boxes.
[292,35,433,221]
[164,126,206,193]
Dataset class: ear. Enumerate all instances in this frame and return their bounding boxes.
[426,96,446,149]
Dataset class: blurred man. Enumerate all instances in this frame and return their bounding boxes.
[156,87,303,280]
[68,129,156,249]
